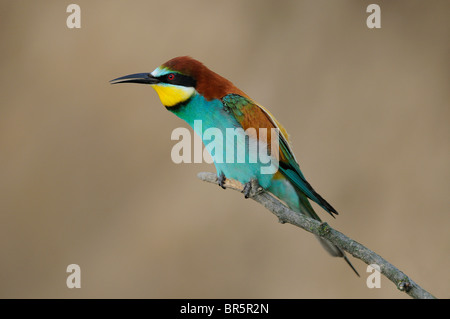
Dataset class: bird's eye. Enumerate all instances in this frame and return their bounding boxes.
[167,73,175,81]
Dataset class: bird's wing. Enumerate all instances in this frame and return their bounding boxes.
[221,93,338,217]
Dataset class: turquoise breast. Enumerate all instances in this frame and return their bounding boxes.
[169,93,275,188]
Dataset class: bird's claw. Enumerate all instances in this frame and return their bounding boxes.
[242,182,252,198]
[218,172,226,189]
[241,179,263,199]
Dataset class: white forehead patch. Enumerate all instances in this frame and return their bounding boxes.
[151,66,172,77]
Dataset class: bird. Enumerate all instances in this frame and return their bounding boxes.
[111,56,359,276]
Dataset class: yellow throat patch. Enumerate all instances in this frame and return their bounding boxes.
[151,84,195,107]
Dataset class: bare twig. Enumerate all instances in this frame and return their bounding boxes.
[197,172,436,299]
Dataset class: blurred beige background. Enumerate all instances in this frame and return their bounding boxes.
[0,0,449,298]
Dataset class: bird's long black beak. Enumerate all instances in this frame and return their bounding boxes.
[110,73,159,85]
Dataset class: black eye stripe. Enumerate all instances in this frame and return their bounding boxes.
[159,73,196,87]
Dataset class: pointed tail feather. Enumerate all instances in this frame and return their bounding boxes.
[297,191,359,276]
[316,236,359,277]
[344,255,360,277]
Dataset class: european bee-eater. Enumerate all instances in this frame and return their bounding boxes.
[111,56,358,276]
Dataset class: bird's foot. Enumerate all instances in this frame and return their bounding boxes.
[241,179,264,199]
[217,172,227,189]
